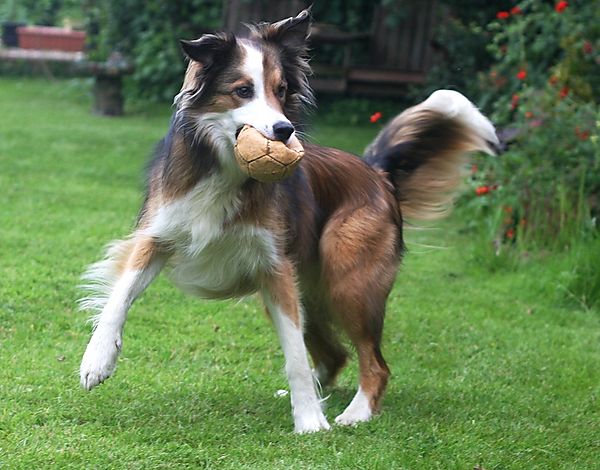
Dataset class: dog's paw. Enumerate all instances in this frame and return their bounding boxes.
[294,409,330,434]
[334,388,373,426]
[80,329,122,390]
[334,408,372,426]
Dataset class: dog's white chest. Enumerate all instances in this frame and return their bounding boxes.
[168,224,277,298]
[145,178,278,298]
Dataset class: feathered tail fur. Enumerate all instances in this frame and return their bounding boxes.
[364,90,499,220]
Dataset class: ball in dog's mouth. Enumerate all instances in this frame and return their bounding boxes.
[234,125,304,182]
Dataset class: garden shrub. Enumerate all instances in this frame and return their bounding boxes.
[82,0,394,103]
[1,0,82,27]
[458,0,600,258]
[83,0,223,102]
[416,0,514,101]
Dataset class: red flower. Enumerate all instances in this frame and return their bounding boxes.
[511,94,520,110]
[555,1,568,13]
[575,127,590,141]
[525,111,534,119]
[583,41,593,54]
[506,228,515,239]
[516,69,527,80]
[559,86,569,99]
[510,6,523,15]
[475,186,490,196]
[370,111,382,123]
[496,11,510,19]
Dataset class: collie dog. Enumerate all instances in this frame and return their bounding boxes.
[79,9,498,433]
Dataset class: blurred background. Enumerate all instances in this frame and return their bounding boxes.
[0,0,559,104]
[1,0,599,304]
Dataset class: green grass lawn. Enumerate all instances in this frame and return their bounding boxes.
[0,78,598,469]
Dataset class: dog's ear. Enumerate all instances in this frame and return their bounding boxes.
[261,8,312,50]
[180,33,236,66]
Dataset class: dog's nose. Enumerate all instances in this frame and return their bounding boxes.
[272,121,295,142]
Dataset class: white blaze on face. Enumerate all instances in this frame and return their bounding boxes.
[230,43,292,141]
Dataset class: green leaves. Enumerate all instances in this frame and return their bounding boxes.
[456,0,600,252]
[85,0,223,102]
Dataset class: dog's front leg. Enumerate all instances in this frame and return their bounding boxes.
[262,260,330,433]
[80,237,165,390]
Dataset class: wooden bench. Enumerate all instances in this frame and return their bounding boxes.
[0,48,133,115]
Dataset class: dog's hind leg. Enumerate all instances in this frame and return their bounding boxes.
[331,280,394,426]
[334,330,391,426]
[262,260,330,433]
[303,301,349,388]
[79,236,166,390]
[319,207,400,426]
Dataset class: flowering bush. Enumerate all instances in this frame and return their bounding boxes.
[370,111,383,123]
[461,0,600,253]
[479,0,600,121]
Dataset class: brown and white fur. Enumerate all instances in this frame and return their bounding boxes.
[79,10,499,433]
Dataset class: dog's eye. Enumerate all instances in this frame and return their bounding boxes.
[277,85,287,99]
[235,86,254,99]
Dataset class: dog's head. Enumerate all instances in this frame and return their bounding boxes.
[175,9,313,147]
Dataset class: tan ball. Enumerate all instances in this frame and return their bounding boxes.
[234,125,304,182]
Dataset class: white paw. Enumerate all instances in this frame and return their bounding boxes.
[293,408,330,434]
[334,387,373,426]
[334,407,372,426]
[80,328,122,390]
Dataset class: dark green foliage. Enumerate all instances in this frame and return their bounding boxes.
[82,0,435,103]
[83,0,223,102]
[439,0,513,23]
[1,0,83,26]
[416,0,513,102]
[451,0,600,258]
[310,0,376,68]
[0,0,27,22]
[482,0,600,119]
[312,0,374,32]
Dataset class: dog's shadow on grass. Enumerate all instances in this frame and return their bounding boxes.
[74,374,468,436]
[382,382,492,426]
[76,379,374,436]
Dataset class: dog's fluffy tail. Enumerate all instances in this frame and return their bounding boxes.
[364,90,499,221]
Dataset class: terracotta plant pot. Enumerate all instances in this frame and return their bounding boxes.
[17,26,86,52]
